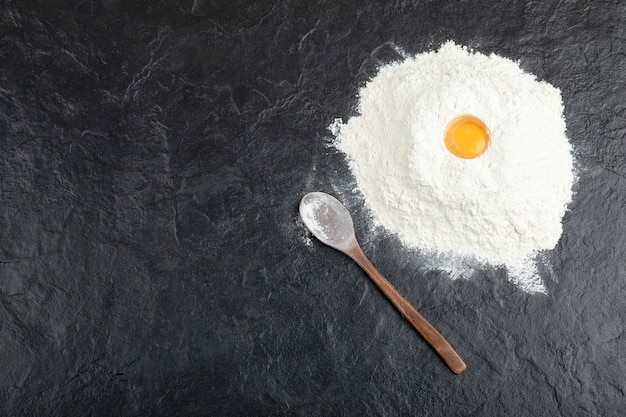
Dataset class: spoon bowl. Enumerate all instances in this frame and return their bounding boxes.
[299,191,467,374]
[299,192,356,252]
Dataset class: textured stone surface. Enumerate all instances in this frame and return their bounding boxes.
[0,1,625,416]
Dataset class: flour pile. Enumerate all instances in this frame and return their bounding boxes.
[331,42,575,293]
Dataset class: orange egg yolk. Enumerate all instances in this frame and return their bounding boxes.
[444,115,490,159]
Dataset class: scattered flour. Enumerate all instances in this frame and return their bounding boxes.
[331,41,575,293]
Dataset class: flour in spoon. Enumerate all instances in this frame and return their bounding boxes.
[330,42,575,293]
[300,197,329,241]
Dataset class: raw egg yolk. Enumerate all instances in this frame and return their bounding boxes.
[444,115,490,159]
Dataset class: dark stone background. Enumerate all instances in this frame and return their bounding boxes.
[1,1,625,416]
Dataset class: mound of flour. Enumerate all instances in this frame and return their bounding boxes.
[331,42,575,293]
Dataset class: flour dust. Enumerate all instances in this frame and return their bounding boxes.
[330,41,575,293]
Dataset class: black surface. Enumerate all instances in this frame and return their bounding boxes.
[1,1,625,416]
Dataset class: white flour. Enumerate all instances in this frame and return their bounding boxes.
[331,42,575,293]
[299,197,329,241]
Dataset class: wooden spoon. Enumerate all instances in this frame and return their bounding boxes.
[299,192,466,374]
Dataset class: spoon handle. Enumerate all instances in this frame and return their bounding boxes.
[348,245,467,374]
